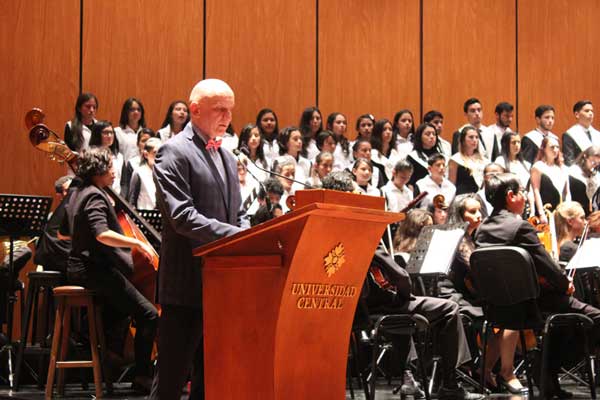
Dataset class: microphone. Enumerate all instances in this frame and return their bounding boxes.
[233,148,314,190]
[232,148,273,216]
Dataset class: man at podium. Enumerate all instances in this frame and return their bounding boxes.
[151,79,243,400]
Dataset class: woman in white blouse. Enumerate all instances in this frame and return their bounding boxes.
[157,100,189,142]
[114,97,146,163]
[89,120,124,195]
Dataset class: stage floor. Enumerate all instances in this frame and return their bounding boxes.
[0,381,594,399]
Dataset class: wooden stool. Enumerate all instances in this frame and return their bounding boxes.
[45,286,111,399]
[14,271,63,390]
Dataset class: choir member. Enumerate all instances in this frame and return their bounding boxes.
[157,100,189,142]
[64,92,98,152]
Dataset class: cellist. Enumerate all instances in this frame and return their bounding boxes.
[475,173,600,398]
[59,147,158,393]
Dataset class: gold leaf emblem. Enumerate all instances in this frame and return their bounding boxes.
[324,243,345,277]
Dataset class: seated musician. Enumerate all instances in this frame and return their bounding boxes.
[34,176,75,273]
[321,171,484,400]
[59,147,158,392]
[554,201,587,262]
[441,194,523,393]
[475,172,600,397]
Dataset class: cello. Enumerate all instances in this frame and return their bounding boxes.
[25,108,160,305]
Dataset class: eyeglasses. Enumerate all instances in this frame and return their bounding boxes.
[101,130,115,136]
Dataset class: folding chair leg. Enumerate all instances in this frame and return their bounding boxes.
[539,324,553,400]
[582,328,597,399]
[519,330,534,398]
[480,321,488,395]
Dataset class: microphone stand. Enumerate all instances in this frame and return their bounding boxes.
[233,149,314,190]
[233,149,275,215]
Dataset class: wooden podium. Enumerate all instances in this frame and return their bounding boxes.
[194,190,403,400]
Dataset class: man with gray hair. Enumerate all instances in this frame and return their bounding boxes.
[151,79,243,399]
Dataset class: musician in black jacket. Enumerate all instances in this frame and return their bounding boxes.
[321,171,483,400]
[475,172,600,397]
[60,147,158,392]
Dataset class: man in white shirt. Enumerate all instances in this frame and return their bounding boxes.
[521,105,559,165]
[563,100,600,165]
[488,102,514,152]
[415,153,456,209]
[452,98,499,161]
[381,159,414,212]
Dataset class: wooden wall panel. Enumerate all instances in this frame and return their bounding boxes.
[518,0,600,136]
[82,0,203,131]
[205,0,316,129]
[319,0,420,135]
[422,0,516,141]
[0,0,79,340]
[0,1,79,197]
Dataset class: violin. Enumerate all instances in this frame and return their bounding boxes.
[25,108,160,304]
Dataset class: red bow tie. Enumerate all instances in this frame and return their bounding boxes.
[205,138,222,151]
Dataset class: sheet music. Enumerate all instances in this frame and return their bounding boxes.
[419,228,465,274]
[566,238,600,270]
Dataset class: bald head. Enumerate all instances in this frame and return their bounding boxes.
[189,79,234,104]
[189,79,235,138]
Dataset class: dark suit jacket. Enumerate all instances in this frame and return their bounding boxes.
[474,209,569,295]
[153,122,242,308]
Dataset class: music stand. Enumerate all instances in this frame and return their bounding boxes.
[137,209,163,235]
[0,194,52,387]
[405,223,467,296]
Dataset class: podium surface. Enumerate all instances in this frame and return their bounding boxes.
[194,190,402,400]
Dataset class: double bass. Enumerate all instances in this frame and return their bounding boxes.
[25,108,160,305]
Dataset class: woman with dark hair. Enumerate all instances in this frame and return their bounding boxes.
[256,108,280,164]
[121,128,156,197]
[59,147,158,393]
[407,123,443,187]
[64,92,98,152]
[326,112,352,171]
[315,131,336,154]
[238,123,269,182]
[393,109,415,159]
[370,118,400,180]
[354,114,375,141]
[568,145,600,215]
[89,121,124,195]
[530,136,570,223]
[128,138,162,210]
[157,100,189,142]
[299,106,323,160]
[352,158,381,197]
[115,97,147,163]
[448,125,489,195]
[495,132,531,189]
[352,138,385,187]
[277,126,311,183]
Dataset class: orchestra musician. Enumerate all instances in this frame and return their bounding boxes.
[58,147,158,392]
[475,172,600,397]
[150,79,243,400]
[321,172,484,400]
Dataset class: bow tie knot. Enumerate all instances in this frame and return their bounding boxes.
[205,138,222,151]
